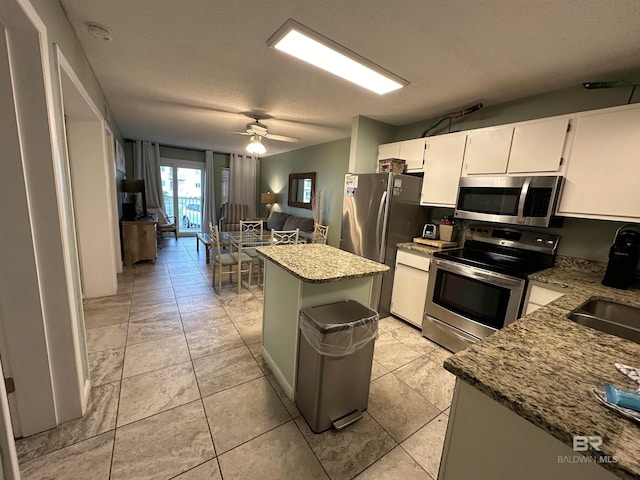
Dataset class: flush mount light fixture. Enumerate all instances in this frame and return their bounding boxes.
[246,135,266,155]
[267,19,408,95]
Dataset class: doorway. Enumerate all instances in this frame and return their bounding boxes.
[161,160,204,235]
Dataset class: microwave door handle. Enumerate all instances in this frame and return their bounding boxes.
[376,191,388,262]
[517,177,531,222]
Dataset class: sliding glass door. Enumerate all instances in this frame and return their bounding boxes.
[160,160,203,235]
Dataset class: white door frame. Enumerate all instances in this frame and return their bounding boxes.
[0,355,19,480]
[57,48,118,297]
[0,0,90,453]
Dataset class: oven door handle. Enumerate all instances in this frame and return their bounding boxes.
[434,258,523,288]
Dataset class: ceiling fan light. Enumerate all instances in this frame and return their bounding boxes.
[267,19,408,95]
[246,135,266,155]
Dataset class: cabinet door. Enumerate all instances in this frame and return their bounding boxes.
[558,106,640,219]
[463,126,514,175]
[398,138,426,171]
[421,133,467,206]
[524,283,565,316]
[390,262,429,327]
[378,142,400,160]
[507,118,569,174]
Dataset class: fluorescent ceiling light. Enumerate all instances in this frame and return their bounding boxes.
[246,135,266,155]
[267,19,408,95]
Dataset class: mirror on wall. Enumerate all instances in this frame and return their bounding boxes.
[288,172,316,209]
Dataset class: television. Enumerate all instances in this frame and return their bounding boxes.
[121,179,147,220]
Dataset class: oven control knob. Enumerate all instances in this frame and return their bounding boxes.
[536,238,543,242]
[469,227,475,232]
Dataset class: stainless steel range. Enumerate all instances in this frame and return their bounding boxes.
[423,224,560,352]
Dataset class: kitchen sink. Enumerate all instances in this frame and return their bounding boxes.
[568,299,640,344]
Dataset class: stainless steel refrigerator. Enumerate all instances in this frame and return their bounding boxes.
[340,172,425,317]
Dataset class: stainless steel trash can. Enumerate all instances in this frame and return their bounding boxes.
[295,300,379,433]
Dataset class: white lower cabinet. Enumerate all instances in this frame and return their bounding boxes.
[524,282,566,315]
[390,250,430,328]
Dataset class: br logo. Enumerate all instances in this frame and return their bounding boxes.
[573,435,602,452]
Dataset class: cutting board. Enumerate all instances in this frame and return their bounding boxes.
[413,237,459,248]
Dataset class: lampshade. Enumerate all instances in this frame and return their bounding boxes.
[121,179,145,193]
[261,192,277,204]
[246,135,266,155]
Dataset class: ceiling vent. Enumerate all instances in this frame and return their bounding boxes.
[87,23,112,41]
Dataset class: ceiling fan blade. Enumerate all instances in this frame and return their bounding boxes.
[265,133,300,143]
[583,80,640,89]
[230,131,253,136]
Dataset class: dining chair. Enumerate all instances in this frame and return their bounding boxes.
[270,228,300,245]
[240,220,264,285]
[209,223,253,293]
[312,224,329,244]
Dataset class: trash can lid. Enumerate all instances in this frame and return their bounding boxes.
[300,300,378,333]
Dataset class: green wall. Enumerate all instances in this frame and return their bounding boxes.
[348,116,396,173]
[159,146,205,163]
[395,84,639,141]
[260,138,351,247]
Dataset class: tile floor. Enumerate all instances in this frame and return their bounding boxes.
[16,237,455,480]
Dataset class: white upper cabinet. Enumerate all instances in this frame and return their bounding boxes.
[421,132,467,207]
[463,126,514,175]
[507,118,569,173]
[462,118,569,176]
[378,138,426,172]
[557,104,640,221]
[378,142,400,161]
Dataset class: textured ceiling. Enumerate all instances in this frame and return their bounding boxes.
[59,0,640,156]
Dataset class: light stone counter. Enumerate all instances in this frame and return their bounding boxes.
[443,257,640,479]
[256,244,388,283]
[396,242,461,257]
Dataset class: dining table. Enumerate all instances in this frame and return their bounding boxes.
[219,230,275,292]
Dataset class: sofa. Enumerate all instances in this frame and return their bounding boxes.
[266,211,314,234]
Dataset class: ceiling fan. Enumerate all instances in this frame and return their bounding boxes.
[232,115,299,154]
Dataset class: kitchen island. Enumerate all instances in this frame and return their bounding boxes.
[256,243,388,400]
[440,258,640,480]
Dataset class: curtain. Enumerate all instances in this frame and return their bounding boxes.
[229,153,258,219]
[133,140,164,211]
[202,150,216,232]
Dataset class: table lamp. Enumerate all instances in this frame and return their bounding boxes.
[261,192,277,218]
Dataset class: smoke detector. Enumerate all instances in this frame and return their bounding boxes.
[87,23,112,41]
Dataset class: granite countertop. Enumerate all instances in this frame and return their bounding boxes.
[396,242,461,257]
[256,243,389,283]
[444,257,640,480]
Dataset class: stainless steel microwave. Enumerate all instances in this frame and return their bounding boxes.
[454,176,563,227]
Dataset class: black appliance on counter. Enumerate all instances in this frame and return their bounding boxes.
[602,225,640,289]
[423,224,560,353]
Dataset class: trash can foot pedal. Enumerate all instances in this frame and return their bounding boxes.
[333,410,363,430]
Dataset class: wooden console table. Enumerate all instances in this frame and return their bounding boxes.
[121,217,158,266]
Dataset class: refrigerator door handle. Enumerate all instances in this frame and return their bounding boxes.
[376,190,388,262]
